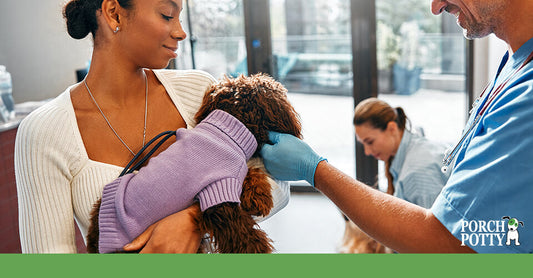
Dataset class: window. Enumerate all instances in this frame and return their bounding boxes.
[270,0,355,179]
[176,0,246,79]
[175,0,471,186]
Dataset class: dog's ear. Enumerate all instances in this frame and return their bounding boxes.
[258,91,302,140]
[193,74,303,147]
[251,74,302,143]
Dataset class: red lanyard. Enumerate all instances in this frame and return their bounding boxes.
[476,51,533,117]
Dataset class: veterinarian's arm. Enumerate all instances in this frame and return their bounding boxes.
[261,132,474,253]
[314,161,474,253]
[123,203,202,253]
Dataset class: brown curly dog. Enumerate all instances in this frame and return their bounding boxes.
[86,73,301,253]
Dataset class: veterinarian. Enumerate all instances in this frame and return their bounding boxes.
[354,98,448,209]
[261,0,533,253]
[15,0,289,253]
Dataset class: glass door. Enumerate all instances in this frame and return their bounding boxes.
[176,0,470,187]
[270,0,356,180]
[175,0,247,79]
[376,0,467,144]
[375,0,469,190]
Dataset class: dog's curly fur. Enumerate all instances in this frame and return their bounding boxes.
[86,200,100,253]
[86,73,301,253]
[193,73,301,253]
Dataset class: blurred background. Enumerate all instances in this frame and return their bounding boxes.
[0,0,507,253]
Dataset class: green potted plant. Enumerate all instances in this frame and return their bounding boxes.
[377,21,400,94]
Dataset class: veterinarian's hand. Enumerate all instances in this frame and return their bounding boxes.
[261,131,326,186]
[123,203,202,253]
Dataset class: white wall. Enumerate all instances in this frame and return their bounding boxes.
[488,34,508,75]
[0,0,93,103]
[472,34,508,98]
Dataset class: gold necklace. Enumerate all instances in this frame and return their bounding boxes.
[83,72,148,156]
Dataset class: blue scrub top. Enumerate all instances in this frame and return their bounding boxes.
[431,37,533,253]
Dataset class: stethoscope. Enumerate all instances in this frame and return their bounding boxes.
[441,50,533,174]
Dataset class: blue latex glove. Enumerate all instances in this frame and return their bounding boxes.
[260,131,326,186]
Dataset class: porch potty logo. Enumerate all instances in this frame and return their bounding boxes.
[460,216,525,247]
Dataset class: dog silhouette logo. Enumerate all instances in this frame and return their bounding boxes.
[502,216,524,246]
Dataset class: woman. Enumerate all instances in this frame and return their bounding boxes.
[353,98,448,208]
[338,98,448,253]
[15,0,288,253]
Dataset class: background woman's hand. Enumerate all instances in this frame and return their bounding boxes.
[123,203,202,253]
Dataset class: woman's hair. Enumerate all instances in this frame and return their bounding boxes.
[353,97,410,195]
[63,0,134,40]
[353,97,409,132]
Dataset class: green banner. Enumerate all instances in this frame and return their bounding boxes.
[1,254,532,277]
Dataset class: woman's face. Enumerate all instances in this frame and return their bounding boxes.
[355,122,401,162]
[118,0,186,69]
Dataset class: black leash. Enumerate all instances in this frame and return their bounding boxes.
[119,130,177,177]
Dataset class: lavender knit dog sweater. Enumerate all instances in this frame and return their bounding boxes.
[98,110,257,253]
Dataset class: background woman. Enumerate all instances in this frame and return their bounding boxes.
[353,97,448,208]
[338,97,449,253]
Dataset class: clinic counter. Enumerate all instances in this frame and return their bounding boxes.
[0,100,50,132]
[0,116,22,252]
[0,117,23,132]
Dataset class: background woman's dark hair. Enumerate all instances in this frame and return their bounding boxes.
[63,0,134,40]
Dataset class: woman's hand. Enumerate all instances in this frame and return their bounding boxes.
[123,203,202,253]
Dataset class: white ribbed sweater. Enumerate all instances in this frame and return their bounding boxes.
[15,69,290,253]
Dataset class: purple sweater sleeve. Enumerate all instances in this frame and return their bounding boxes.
[97,110,257,253]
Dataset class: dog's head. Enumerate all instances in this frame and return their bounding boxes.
[195,74,302,154]
[503,217,523,231]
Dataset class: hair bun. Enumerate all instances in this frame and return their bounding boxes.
[63,0,93,39]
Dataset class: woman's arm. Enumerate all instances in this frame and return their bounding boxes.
[15,112,78,253]
[314,161,474,253]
